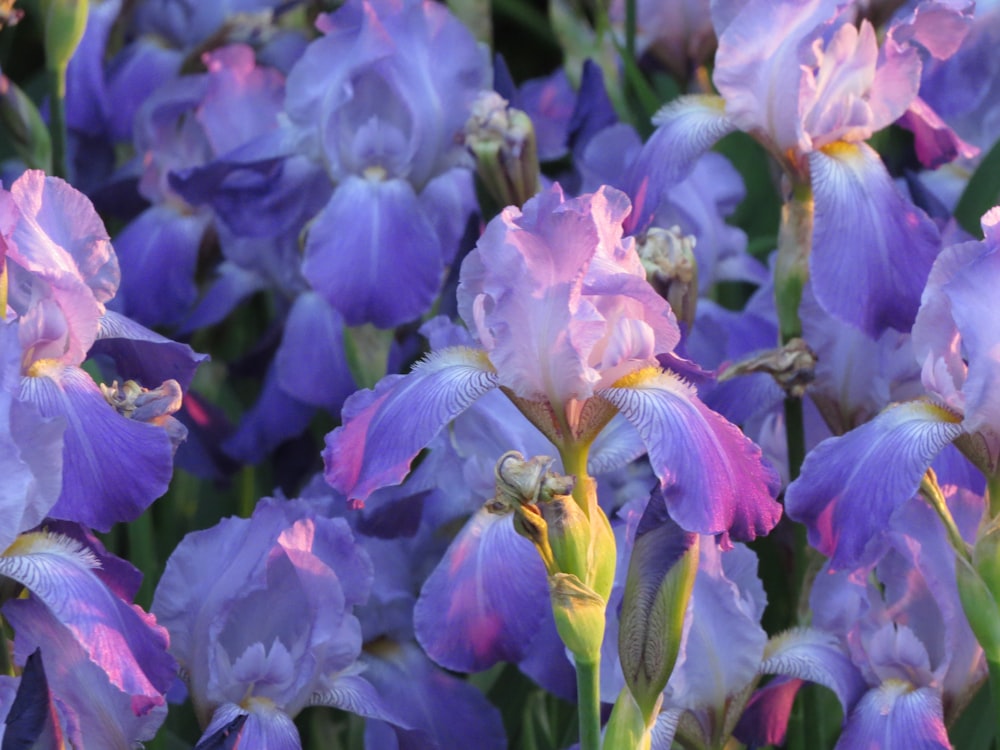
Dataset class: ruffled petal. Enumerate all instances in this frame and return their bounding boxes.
[8,170,119,305]
[4,600,168,746]
[785,400,963,569]
[1,532,175,715]
[302,175,444,328]
[896,97,979,169]
[20,363,175,530]
[809,141,941,337]
[414,508,550,672]
[323,347,498,504]
[599,370,782,542]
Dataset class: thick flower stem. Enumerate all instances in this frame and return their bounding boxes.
[988,658,1000,743]
[575,657,602,750]
[0,620,12,678]
[988,473,1000,521]
[48,66,69,180]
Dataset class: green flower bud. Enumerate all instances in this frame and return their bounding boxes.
[618,494,699,723]
[550,573,606,662]
[0,73,52,172]
[974,520,1000,604]
[40,0,89,75]
[538,492,591,585]
[637,226,699,330]
[604,688,655,750]
[465,92,540,210]
[956,555,1000,662]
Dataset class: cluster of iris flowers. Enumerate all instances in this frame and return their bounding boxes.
[1,0,999,747]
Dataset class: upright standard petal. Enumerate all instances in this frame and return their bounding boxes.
[323,347,498,505]
[913,209,1000,462]
[599,368,782,543]
[785,400,963,570]
[809,142,941,337]
[7,171,120,305]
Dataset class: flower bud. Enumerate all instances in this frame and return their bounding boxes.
[604,687,655,750]
[538,492,591,585]
[549,573,606,662]
[637,226,699,330]
[0,73,53,172]
[465,91,540,210]
[40,0,89,74]
[618,491,699,722]
[956,555,1000,662]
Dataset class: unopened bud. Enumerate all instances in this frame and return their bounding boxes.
[618,491,699,722]
[0,73,52,171]
[956,555,1000,662]
[637,226,698,330]
[550,573,606,662]
[465,91,541,209]
[40,0,89,74]
[538,492,591,584]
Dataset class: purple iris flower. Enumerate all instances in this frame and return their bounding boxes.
[787,208,1000,569]
[2,171,203,530]
[152,497,436,748]
[635,0,972,337]
[741,450,985,747]
[0,524,176,745]
[324,184,780,545]
[917,4,1000,209]
[282,0,489,328]
[117,44,312,329]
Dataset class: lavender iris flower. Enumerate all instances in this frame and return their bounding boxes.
[2,171,203,530]
[634,0,971,337]
[324,184,780,545]
[786,208,1000,569]
[284,0,488,328]
[742,452,985,747]
[0,524,176,746]
[152,497,427,748]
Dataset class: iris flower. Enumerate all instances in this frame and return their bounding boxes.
[324,184,780,544]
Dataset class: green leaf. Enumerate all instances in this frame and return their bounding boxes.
[955,137,1000,238]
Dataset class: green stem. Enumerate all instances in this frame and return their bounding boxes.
[575,657,602,750]
[560,444,593,519]
[48,66,68,179]
[987,659,1000,745]
[784,394,805,482]
[0,619,13,678]
[921,469,971,561]
[240,464,257,518]
[128,509,159,610]
[989,473,1000,521]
